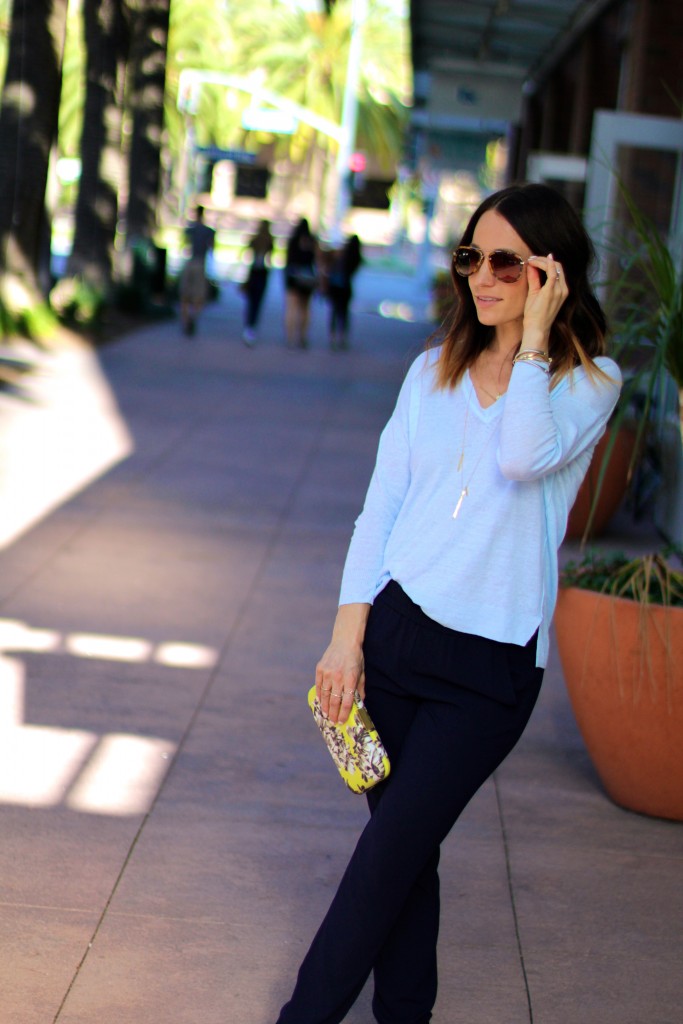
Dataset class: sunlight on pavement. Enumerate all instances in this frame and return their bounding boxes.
[0,654,97,807]
[155,641,218,669]
[0,617,218,669]
[0,617,220,815]
[0,341,133,550]
[0,619,60,653]
[66,734,173,816]
[66,633,153,662]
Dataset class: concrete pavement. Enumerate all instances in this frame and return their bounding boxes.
[0,264,681,1024]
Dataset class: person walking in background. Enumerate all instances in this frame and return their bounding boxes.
[284,217,318,349]
[179,205,215,337]
[242,219,274,347]
[272,183,621,1024]
[326,233,363,350]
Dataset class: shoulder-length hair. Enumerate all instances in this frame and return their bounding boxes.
[435,183,608,390]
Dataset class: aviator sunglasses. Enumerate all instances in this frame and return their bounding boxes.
[453,245,529,283]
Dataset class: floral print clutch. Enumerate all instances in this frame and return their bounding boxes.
[307,685,391,794]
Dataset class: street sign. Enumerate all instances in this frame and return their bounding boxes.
[241,108,298,134]
[194,146,257,164]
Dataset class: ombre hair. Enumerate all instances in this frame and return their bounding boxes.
[434,183,608,390]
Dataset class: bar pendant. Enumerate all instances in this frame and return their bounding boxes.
[452,487,468,519]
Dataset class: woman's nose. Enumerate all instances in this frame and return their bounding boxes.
[472,259,495,284]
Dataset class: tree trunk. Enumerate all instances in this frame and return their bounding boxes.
[125,0,171,243]
[0,0,68,316]
[67,0,129,293]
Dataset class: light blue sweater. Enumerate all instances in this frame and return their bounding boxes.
[339,348,622,667]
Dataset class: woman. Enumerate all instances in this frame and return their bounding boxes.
[274,184,621,1024]
[284,217,318,349]
[327,234,363,350]
[242,220,274,346]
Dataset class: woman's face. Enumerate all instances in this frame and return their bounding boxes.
[467,210,531,334]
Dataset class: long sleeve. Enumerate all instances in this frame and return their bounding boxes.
[339,353,426,604]
[498,356,622,480]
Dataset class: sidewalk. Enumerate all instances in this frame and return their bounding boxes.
[0,267,680,1024]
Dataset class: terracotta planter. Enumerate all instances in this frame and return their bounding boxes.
[566,426,638,540]
[554,586,683,820]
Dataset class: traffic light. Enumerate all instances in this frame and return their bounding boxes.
[349,152,366,194]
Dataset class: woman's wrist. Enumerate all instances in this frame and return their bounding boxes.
[332,602,371,647]
[519,328,549,354]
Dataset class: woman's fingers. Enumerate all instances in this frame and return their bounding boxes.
[320,679,357,724]
[524,253,568,334]
[327,684,356,724]
[315,648,363,723]
[528,253,567,292]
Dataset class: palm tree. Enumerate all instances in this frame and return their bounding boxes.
[163,0,409,227]
[67,0,129,293]
[0,0,69,336]
[226,0,410,227]
[165,0,240,210]
[126,0,171,241]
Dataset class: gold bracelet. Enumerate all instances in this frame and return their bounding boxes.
[513,350,551,366]
[513,352,550,374]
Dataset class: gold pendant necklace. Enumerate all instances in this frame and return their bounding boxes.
[452,377,500,520]
[478,383,503,403]
[471,361,505,404]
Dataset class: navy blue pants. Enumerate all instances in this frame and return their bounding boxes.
[328,283,352,337]
[245,268,269,328]
[276,581,543,1024]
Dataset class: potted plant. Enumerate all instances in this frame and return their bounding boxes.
[574,181,683,542]
[554,549,683,820]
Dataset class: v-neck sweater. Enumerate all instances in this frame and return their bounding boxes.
[339,347,621,667]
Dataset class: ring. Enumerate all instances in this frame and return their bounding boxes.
[556,268,561,279]
[331,692,341,699]
[322,687,332,694]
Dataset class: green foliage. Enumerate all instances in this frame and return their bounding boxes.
[605,177,683,443]
[0,0,11,86]
[50,275,105,328]
[561,550,683,607]
[166,0,241,156]
[0,296,59,342]
[582,175,683,540]
[164,0,410,191]
[227,0,410,171]
[608,183,683,392]
[57,3,86,160]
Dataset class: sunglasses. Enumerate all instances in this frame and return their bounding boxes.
[453,245,529,283]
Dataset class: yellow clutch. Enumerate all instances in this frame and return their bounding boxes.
[307,685,391,794]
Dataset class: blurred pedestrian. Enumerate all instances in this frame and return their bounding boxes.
[284,218,318,349]
[326,234,363,350]
[242,219,274,347]
[179,205,215,337]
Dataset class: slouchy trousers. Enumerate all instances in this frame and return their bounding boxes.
[276,581,544,1024]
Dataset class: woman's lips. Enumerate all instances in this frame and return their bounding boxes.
[474,295,501,305]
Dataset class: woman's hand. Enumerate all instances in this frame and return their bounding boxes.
[521,253,569,350]
[315,603,370,724]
